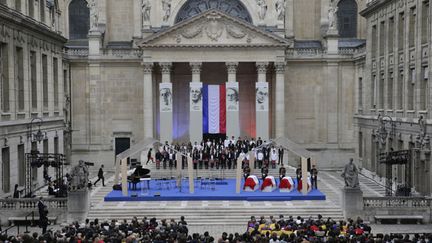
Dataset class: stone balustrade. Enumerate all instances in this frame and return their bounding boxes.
[64,47,89,58]
[0,198,68,210]
[286,48,324,57]
[64,47,144,59]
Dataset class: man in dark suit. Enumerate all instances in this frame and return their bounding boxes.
[310,165,318,189]
[278,147,284,165]
[94,165,105,186]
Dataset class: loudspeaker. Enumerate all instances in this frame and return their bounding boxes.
[154,192,161,197]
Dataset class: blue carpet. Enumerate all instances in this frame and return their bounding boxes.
[104,179,326,202]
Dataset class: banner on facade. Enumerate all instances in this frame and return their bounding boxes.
[159,83,172,112]
[190,82,203,112]
[256,82,269,111]
[203,84,226,134]
[226,82,239,112]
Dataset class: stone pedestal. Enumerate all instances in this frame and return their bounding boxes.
[341,187,364,220]
[325,30,339,55]
[88,30,102,56]
[67,190,89,223]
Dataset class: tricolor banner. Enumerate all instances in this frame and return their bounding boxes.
[203,84,226,134]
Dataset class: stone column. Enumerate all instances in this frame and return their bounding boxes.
[189,62,202,144]
[226,62,239,139]
[159,62,173,143]
[256,62,269,140]
[142,62,154,138]
[275,62,285,138]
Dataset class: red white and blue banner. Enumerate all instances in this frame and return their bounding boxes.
[203,84,226,134]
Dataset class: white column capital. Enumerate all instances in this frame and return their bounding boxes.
[256,62,269,74]
[160,62,172,74]
[275,62,286,74]
[141,62,153,74]
[226,62,239,74]
[190,62,202,74]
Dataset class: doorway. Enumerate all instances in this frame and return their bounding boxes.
[115,137,130,163]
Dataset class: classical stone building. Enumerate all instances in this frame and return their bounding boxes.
[357,0,432,196]
[62,0,368,170]
[0,0,70,197]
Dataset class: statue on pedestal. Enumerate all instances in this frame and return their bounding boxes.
[419,115,426,138]
[88,0,99,30]
[256,0,268,21]
[142,0,151,25]
[328,0,338,30]
[275,0,285,21]
[162,0,172,22]
[69,160,89,191]
[341,158,360,188]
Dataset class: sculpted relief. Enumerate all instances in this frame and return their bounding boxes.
[256,0,268,20]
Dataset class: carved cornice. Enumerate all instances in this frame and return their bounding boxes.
[190,62,202,74]
[226,62,238,74]
[142,62,154,74]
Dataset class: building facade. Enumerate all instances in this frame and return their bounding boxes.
[358,0,432,196]
[64,0,367,169]
[0,0,69,197]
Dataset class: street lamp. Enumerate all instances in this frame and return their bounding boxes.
[28,117,44,144]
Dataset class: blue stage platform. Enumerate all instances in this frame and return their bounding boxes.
[104,179,326,202]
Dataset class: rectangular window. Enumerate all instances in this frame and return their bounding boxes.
[387,72,394,109]
[0,43,9,112]
[53,57,58,110]
[420,66,428,110]
[54,136,59,154]
[421,2,429,44]
[2,147,10,193]
[63,69,68,95]
[43,139,48,154]
[398,12,405,50]
[30,51,37,110]
[407,68,415,110]
[372,25,377,55]
[29,0,34,18]
[379,73,385,109]
[358,77,363,110]
[379,21,385,56]
[42,54,48,109]
[388,17,394,53]
[18,144,25,186]
[15,0,21,12]
[409,8,416,48]
[397,70,404,109]
[372,74,377,108]
[40,0,45,23]
[15,47,24,111]
[359,132,363,158]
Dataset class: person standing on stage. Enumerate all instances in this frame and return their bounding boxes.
[94,165,105,187]
[261,165,269,181]
[155,149,162,169]
[270,147,278,169]
[146,148,154,165]
[278,147,284,165]
[279,165,286,181]
[311,164,318,189]
[243,165,251,180]
[256,149,264,169]
[296,164,302,184]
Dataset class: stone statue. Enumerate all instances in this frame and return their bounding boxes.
[88,0,98,30]
[162,0,171,22]
[275,0,285,21]
[328,1,338,30]
[69,160,89,191]
[142,0,151,24]
[256,0,267,21]
[419,115,426,137]
[341,158,360,188]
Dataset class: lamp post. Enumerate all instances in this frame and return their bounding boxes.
[27,118,44,146]
[375,114,396,196]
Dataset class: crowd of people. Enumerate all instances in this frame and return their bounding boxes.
[1,215,431,242]
[150,136,285,170]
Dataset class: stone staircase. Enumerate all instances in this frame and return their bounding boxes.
[85,163,388,227]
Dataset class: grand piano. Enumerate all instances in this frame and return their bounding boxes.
[127,166,151,190]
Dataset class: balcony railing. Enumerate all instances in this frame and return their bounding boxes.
[0,198,67,210]
[364,196,432,209]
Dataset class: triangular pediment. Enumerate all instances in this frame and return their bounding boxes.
[138,10,291,48]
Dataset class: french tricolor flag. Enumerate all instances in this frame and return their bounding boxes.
[203,84,226,134]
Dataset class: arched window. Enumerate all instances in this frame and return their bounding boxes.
[337,0,358,38]
[175,0,252,24]
[69,0,89,40]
